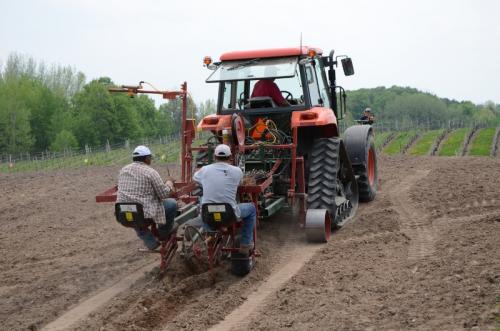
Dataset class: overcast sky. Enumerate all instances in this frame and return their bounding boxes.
[1,0,499,105]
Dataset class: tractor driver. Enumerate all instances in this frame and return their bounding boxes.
[193,144,256,256]
[117,145,177,250]
[251,66,290,107]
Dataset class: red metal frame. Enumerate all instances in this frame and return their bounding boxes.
[159,233,183,274]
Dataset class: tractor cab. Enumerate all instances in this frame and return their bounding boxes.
[200,47,354,139]
[204,47,349,115]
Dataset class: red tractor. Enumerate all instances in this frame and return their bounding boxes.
[97,46,378,276]
[196,46,377,242]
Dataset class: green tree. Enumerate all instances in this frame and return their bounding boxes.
[113,94,143,141]
[72,78,120,146]
[383,93,448,128]
[50,129,78,152]
[0,77,34,154]
[157,95,197,136]
[473,107,496,124]
[197,99,216,120]
[29,84,69,151]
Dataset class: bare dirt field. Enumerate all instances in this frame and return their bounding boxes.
[0,155,499,331]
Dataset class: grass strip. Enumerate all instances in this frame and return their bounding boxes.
[439,128,468,156]
[469,128,496,156]
[383,131,417,155]
[409,130,443,156]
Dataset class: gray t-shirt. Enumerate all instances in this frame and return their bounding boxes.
[193,162,243,217]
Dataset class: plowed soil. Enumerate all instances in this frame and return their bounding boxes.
[0,156,499,331]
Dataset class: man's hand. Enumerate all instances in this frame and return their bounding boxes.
[165,180,175,192]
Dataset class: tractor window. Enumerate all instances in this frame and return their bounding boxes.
[221,81,245,110]
[248,71,304,106]
[207,57,298,82]
[314,59,331,108]
[305,64,322,107]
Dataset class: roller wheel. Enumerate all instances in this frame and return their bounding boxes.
[230,235,253,276]
[305,209,332,243]
[357,135,377,202]
[231,253,253,276]
[307,138,358,228]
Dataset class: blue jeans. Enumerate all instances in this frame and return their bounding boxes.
[203,202,256,247]
[238,203,256,246]
[135,199,177,249]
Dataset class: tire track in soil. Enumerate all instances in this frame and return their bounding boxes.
[389,169,435,261]
[41,258,157,331]
[206,242,321,331]
[206,203,364,330]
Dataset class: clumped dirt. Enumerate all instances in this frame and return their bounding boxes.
[1,156,499,331]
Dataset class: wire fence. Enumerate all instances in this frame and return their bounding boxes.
[0,133,186,174]
[338,118,494,133]
[1,119,498,174]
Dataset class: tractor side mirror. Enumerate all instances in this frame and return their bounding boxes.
[341,58,355,76]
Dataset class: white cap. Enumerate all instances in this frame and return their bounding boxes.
[214,144,231,157]
[365,107,372,112]
[133,145,152,157]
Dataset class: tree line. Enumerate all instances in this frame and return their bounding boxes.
[1,53,499,155]
[345,86,500,128]
[0,54,216,155]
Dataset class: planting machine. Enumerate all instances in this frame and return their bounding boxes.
[96,46,378,276]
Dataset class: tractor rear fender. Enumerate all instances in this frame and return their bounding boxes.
[291,107,338,138]
[197,114,232,132]
[343,125,373,166]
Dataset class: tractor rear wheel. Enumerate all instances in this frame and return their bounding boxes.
[307,138,359,228]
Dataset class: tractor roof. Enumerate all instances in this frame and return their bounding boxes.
[220,46,323,61]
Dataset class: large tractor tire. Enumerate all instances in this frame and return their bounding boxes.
[344,125,378,202]
[306,138,359,229]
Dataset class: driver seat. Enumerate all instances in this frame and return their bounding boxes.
[246,96,277,109]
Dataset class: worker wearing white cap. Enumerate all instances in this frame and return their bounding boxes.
[193,144,256,257]
[117,145,177,250]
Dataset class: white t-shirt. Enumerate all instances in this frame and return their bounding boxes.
[193,162,243,217]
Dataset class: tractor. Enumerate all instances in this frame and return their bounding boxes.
[196,46,378,242]
[96,46,378,276]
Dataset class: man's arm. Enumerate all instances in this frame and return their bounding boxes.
[150,171,172,200]
[269,82,290,107]
[192,167,204,185]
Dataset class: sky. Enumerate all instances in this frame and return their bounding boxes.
[1,0,499,105]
